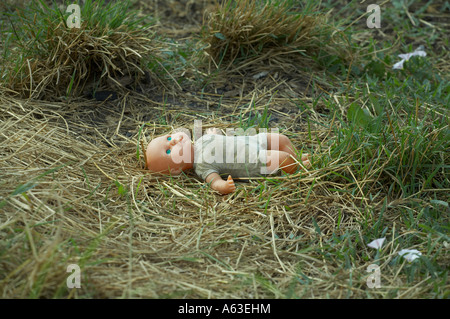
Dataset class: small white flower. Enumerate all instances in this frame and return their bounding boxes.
[368,237,386,250]
[392,46,426,70]
[398,249,422,262]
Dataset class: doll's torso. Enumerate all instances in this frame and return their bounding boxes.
[193,133,271,180]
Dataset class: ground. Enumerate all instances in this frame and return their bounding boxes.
[0,0,448,300]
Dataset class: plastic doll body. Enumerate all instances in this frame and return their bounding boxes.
[146,128,311,194]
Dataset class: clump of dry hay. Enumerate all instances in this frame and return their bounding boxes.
[202,0,352,73]
[0,0,158,100]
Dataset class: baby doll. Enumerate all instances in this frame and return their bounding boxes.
[146,127,311,195]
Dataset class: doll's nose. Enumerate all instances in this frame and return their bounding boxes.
[170,135,183,146]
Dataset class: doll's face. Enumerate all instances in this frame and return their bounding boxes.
[146,132,193,175]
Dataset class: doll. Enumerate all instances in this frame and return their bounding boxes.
[146,127,311,195]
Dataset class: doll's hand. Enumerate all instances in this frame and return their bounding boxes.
[221,175,236,194]
[215,175,236,195]
[206,173,236,195]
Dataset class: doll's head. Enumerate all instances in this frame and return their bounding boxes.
[146,131,194,175]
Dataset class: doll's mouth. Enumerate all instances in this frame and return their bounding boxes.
[180,137,193,146]
[178,137,186,146]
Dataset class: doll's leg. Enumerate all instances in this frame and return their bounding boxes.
[266,134,311,172]
[266,150,298,174]
[266,133,297,156]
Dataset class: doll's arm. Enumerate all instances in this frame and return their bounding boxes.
[205,173,236,194]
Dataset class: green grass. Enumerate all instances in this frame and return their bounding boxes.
[296,0,449,298]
